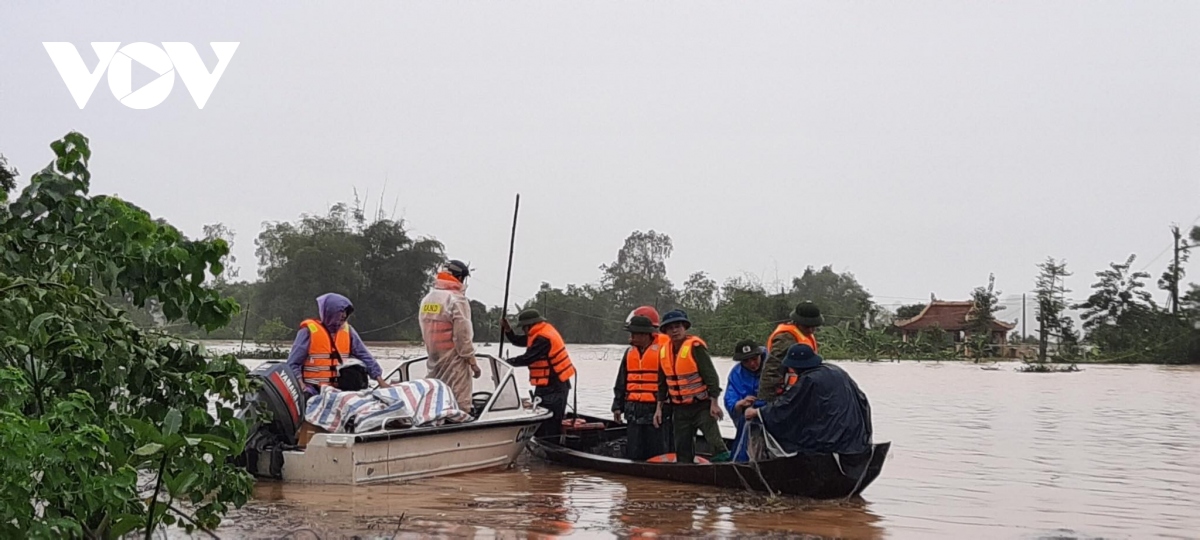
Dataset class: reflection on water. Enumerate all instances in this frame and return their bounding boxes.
[220,461,886,539]
[208,343,1200,539]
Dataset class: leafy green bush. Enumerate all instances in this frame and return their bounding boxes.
[0,133,253,538]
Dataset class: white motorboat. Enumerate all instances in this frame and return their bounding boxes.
[238,354,551,485]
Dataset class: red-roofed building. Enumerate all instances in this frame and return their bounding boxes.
[893,295,1016,346]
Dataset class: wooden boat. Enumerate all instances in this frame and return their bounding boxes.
[529,415,889,499]
[238,355,551,485]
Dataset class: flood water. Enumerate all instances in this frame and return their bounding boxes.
[207,342,1200,539]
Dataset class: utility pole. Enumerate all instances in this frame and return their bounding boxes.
[1172,225,1182,315]
[1021,293,1026,341]
[779,284,786,320]
[238,302,251,356]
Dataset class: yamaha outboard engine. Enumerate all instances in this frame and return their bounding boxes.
[236,361,306,478]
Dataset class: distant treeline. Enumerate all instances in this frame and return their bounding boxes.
[125,199,1200,364]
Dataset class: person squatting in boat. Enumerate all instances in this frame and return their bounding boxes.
[725,338,767,462]
[744,343,873,456]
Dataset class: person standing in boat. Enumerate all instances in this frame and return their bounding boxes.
[758,301,823,402]
[287,293,389,396]
[419,260,482,413]
[611,315,671,460]
[502,309,576,437]
[744,343,873,455]
[724,338,767,462]
[624,306,676,452]
[652,309,731,463]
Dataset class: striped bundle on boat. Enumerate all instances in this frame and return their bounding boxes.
[304,378,472,433]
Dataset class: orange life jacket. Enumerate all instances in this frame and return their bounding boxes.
[659,336,710,405]
[418,272,463,354]
[526,322,576,387]
[777,366,809,395]
[624,339,663,403]
[300,318,351,388]
[647,453,711,464]
[767,323,819,354]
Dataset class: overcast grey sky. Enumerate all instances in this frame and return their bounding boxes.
[2,2,1198,326]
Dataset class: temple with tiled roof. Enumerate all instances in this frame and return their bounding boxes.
[893,295,1016,345]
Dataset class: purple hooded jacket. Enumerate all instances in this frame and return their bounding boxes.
[286,293,382,393]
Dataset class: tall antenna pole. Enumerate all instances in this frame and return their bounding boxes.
[498,194,520,360]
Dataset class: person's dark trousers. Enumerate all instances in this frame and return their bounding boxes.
[626,422,668,461]
[536,389,568,438]
[671,400,728,464]
[662,404,676,453]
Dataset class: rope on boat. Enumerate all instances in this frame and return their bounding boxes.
[728,428,757,493]
[747,423,780,498]
[728,422,779,498]
[841,444,876,503]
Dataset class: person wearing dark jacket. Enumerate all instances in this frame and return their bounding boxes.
[611,315,671,460]
[745,343,872,455]
[502,309,576,437]
[653,310,731,464]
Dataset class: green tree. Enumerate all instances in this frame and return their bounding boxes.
[254,202,444,340]
[522,283,620,344]
[0,133,252,537]
[965,274,1001,361]
[678,271,718,316]
[599,230,675,313]
[789,266,875,328]
[255,317,293,345]
[202,223,239,285]
[895,303,925,320]
[699,276,780,355]
[1034,257,1074,362]
[0,154,16,203]
[470,300,503,343]
[1080,255,1152,343]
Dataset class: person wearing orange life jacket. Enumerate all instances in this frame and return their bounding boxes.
[652,309,731,464]
[286,293,389,396]
[628,305,673,355]
[419,260,482,414]
[501,309,576,437]
[610,315,672,460]
[617,306,677,449]
[757,301,824,402]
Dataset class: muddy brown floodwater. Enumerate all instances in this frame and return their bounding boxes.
[201,342,1200,539]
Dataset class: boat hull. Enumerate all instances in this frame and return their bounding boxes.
[261,415,547,485]
[529,416,889,499]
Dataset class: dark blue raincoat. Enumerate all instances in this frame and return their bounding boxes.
[758,362,873,455]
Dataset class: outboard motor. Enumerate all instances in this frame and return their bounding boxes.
[236,361,306,478]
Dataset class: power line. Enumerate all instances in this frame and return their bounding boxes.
[1138,213,1200,272]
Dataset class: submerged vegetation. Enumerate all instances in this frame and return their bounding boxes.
[1017,362,1081,373]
